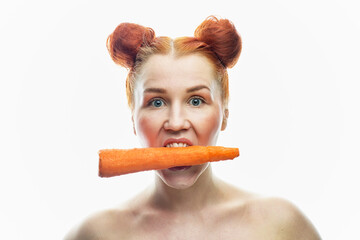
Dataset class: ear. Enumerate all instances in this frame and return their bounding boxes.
[131,115,137,135]
[221,108,229,131]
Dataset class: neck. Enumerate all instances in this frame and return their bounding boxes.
[150,165,222,212]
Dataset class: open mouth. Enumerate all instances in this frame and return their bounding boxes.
[165,142,189,148]
[168,165,191,171]
[163,138,193,148]
[163,139,192,170]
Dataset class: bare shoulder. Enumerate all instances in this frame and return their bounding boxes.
[63,187,153,240]
[244,196,321,240]
[64,208,134,240]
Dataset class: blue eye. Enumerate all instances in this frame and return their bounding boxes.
[151,99,164,107]
[189,97,203,106]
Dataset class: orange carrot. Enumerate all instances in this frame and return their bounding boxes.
[99,146,239,177]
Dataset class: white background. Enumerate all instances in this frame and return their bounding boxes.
[1,0,359,239]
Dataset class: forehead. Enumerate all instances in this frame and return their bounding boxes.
[136,54,218,89]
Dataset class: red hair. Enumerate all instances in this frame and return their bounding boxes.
[106,16,242,110]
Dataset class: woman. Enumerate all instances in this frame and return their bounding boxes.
[65,16,321,239]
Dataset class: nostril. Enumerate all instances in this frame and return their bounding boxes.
[164,107,191,131]
[164,120,191,132]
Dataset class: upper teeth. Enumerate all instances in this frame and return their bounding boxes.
[166,143,188,147]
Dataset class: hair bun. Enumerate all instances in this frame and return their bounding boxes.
[194,16,242,68]
[106,23,155,69]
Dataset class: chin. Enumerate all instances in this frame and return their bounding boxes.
[155,163,209,189]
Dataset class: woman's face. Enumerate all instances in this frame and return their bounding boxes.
[132,54,227,189]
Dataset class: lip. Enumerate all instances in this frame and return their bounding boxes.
[168,166,192,171]
[163,138,193,147]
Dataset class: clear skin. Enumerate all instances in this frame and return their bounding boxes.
[132,53,226,190]
[65,54,321,240]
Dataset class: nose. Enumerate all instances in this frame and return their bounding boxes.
[163,104,190,132]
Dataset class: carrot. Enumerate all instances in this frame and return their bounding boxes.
[98,146,239,177]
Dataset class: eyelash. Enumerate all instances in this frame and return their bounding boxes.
[188,96,205,106]
[147,96,206,108]
[147,98,165,108]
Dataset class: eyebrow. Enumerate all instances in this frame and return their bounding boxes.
[186,85,211,93]
[143,85,210,94]
[143,88,166,94]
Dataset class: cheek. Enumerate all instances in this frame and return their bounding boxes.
[194,108,222,144]
[135,114,161,147]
